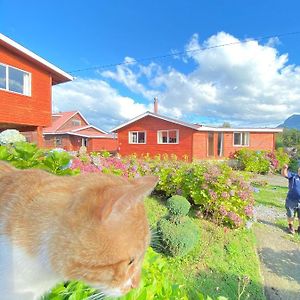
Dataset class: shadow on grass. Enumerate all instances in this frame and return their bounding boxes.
[194,270,265,300]
[258,220,287,232]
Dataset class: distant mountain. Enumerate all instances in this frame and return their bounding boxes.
[278,114,300,130]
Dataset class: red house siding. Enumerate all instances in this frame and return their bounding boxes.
[222,132,275,157]
[0,45,52,128]
[87,139,118,152]
[118,116,194,160]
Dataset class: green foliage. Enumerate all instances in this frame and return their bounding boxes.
[289,157,299,172]
[232,149,270,174]
[166,195,191,216]
[145,198,265,300]
[0,142,78,176]
[230,148,289,174]
[275,148,290,169]
[158,217,199,257]
[41,281,95,300]
[154,161,254,228]
[253,185,286,209]
[282,128,300,147]
[2,142,44,169]
[101,150,111,158]
[44,248,211,300]
[42,150,78,176]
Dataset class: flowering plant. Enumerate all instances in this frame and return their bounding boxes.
[0,129,26,145]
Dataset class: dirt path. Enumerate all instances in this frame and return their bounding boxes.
[253,174,300,300]
[254,225,300,300]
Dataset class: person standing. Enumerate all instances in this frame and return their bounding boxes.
[281,164,300,234]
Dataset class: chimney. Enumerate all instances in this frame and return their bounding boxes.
[154,97,158,114]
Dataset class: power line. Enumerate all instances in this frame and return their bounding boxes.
[68,31,300,74]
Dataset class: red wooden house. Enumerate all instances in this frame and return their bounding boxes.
[0,33,73,145]
[43,111,118,152]
[111,109,282,161]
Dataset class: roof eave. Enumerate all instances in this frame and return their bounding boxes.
[0,33,73,84]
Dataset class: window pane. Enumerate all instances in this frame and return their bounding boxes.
[131,132,138,143]
[0,65,6,89]
[234,133,241,145]
[8,67,25,94]
[243,133,249,145]
[72,120,81,126]
[23,72,30,95]
[138,132,145,143]
[162,131,168,143]
[169,130,177,143]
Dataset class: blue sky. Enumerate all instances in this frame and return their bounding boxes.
[2,0,300,130]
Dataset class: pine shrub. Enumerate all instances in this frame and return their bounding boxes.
[166,195,191,216]
[157,195,199,257]
[158,217,199,257]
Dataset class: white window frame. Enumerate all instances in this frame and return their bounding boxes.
[233,132,250,146]
[128,131,146,144]
[72,119,81,126]
[157,129,179,144]
[0,63,31,96]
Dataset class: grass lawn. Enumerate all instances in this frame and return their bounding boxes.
[253,185,287,209]
[144,196,265,300]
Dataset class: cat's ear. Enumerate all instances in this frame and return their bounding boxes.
[99,175,158,221]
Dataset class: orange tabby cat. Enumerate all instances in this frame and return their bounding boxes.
[0,161,157,300]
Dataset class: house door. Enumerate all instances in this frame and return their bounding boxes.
[208,132,214,157]
[217,133,224,157]
[82,138,88,147]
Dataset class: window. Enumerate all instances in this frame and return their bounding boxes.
[72,119,81,126]
[0,63,31,96]
[55,137,62,146]
[233,132,249,146]
[129,131,146,144]
[157,130,179,144]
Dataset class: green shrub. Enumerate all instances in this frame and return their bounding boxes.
[232,149,270,174]
[166,195,191,216]
[157,195,199,257]
[230,148,288,174]
[158,217,199,257]
[275,148,290,169]
[0,142,78,176]
[153,161,254,228]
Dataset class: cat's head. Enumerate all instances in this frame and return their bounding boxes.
[49,174,158,297]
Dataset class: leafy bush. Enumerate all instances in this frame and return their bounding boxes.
[229,148,289,174]
[0,129,26,144]
[230,149,270,174]
[166,195,191,216]
[274,148,289,170]
[157,195,199,257]
[158,217,199,257]
[0,142,78,176]
[153,161,254,228]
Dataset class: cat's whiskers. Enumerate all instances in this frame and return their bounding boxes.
[86,291,105,300]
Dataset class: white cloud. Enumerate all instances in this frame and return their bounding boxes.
[53,32,300,129]
[52,79,150,131]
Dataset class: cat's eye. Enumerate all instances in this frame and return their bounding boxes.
[128,258,135,265]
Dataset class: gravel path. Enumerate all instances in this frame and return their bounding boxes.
[251,174,300,300]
